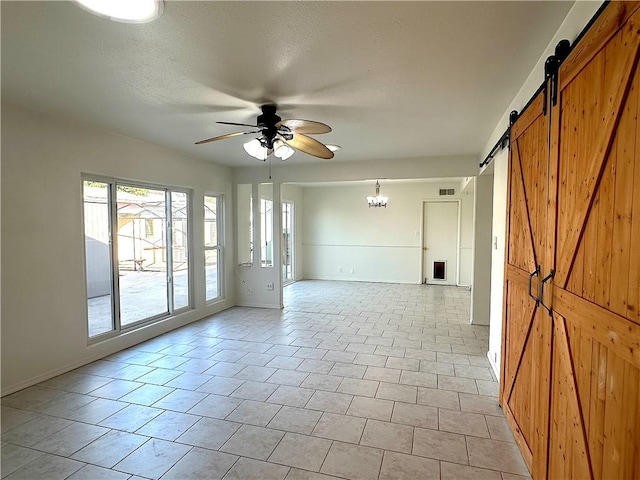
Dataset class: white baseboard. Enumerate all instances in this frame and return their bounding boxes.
[1,300,234,397]
[234,302,282,309]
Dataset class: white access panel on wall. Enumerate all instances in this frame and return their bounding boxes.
[422,200,459,285]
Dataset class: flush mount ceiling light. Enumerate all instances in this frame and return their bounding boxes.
[196,105,336,162]
[73,0,164,23]
[366,181,389,208]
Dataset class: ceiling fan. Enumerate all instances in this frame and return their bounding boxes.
[195,104,335,161]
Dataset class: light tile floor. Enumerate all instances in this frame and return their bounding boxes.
[1,280,530,480]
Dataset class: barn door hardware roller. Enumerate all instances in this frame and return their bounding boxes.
[478,110,517,168]
[509,110,519,126]
[543,39,571,115]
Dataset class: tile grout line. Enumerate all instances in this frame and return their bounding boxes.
[3,282,522,479]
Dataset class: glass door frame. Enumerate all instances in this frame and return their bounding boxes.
[82,175,194,343]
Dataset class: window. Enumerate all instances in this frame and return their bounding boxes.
[83,181,115,337]
[282,201,294,283]
[171,191,190,310]
[144,218,155,238]
[83,178,191,339]
[236,184,253,265]
[260,198,273,267]
[259,183,273,267]
[204,194,223,301]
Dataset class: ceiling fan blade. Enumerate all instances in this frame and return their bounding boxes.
[276,119,332,134]
[195,131,257,145]
[217,121,259,128]
[283,133,334,159]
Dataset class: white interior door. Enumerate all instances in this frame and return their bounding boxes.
[423,201,459,285]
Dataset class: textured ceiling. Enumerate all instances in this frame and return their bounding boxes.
[1,1,574,167]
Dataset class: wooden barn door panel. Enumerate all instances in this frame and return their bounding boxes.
[547,314,593,480]
[501,93,548,475]
[502,275,537,468]
[544,4,640,478]
[553,8,640,308]
[552,292,640,480]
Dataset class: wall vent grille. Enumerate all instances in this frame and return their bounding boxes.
[439,188,455,196]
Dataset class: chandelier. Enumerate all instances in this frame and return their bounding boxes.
[366,181,388,208]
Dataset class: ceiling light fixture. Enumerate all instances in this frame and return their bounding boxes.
[73,0,164,23]
[242,137,336,162]
[366,181,389,208]
[273,139,295,161]
[243,137,269,161]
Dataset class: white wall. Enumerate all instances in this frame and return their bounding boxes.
[459,178,474,286]
[235,155,479,185]
[301,181,473,284]
[481,1,604,378]
[233,155,479,307]
[488,150,508,375]
[233,181,284,309]
[470,172,493,325]
[1,104,235,395]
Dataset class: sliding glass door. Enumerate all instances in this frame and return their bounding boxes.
[117,186,169,325]
[83,181,115,337]
[83,178,191,339]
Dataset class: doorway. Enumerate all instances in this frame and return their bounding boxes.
[422,200,460,285]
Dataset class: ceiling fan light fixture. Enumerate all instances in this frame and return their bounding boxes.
[273,139,295,161]
[326,144,341,152]
[243,138,268,161]
[73,0,164,23]
[195,105,334,161]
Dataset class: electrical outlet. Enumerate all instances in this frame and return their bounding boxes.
[266,282,274,291]
[338,266,343,273]
[349,268,354,274]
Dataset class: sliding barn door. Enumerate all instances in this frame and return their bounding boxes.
[501,92,549,476]
[545,3,640,479]
[502,5,640,478]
